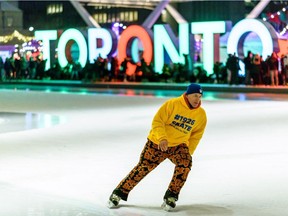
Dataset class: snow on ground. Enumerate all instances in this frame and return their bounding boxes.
[0,89,288,216]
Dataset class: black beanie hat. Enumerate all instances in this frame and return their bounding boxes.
[186,83,203,95]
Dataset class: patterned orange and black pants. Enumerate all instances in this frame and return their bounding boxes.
[113,139,192,201]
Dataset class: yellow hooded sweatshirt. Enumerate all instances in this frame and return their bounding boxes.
[147,94,207,155]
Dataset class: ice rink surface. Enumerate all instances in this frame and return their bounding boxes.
[0,87,288,216]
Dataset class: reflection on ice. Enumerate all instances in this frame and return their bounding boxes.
[0,112,65,134]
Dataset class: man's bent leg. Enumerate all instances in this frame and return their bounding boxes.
[113,140,167,201]
[165,144,192,200]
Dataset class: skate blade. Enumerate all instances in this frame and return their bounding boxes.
[161,202,173,212]
[107,200,118,209]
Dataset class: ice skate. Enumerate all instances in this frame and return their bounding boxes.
[161,197,176,212]
[107,193,121,208]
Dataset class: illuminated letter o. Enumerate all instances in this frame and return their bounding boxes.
[58,28,88,68]
[118,25,153,76]
[227,19,278,60]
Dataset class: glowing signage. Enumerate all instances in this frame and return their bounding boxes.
[57,28,88,68]
[191,21,226,75]
[88,28,118,64]
[117,25,153,75]
[35,18,280,75]
[227,18,279,62]
[154,23,190,73]
[34,30,57,70]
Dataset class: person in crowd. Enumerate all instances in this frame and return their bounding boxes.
[195,66,208,83]
[108,83,207,211]
[70,60,80,80]
[119,57,129,81]
[20,56,28,79]
[226,53,240,85]
[261,55,269,85]
[244,50,253,85]
[266,52,279,86]
[0,57,5,81]
[280,54,288,86]
[28,57,37,79]
[251,54,262,85]
[213,61,225,84]
[14,54,21,79]
[283,54,288,85]
[35,57,47,80]
[110,56,119,81]
[4,57,14,80]
[161,63,172,82]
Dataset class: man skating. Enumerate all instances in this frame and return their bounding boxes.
[108,83,207,211]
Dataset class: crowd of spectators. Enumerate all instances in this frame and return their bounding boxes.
[0,55,46,81]
[226,51,288,86]
[0,51,287,86]
[0,53,212,84]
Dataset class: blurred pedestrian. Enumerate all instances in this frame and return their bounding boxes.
[267,52,279,86]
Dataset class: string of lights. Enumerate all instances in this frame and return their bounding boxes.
[261,5,288,36]
[0,30,34,44]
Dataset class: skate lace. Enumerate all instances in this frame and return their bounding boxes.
[167,197,176,204]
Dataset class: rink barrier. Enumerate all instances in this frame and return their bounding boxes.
[2,80,288,94]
